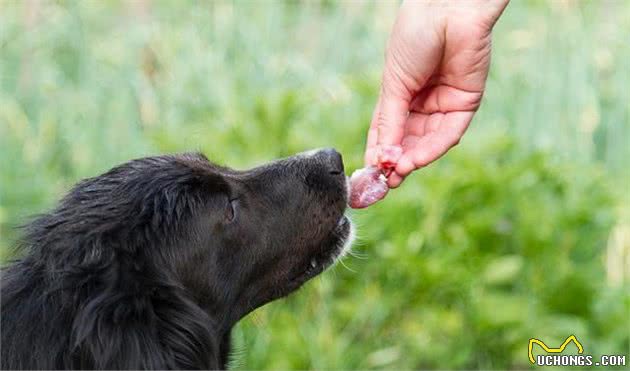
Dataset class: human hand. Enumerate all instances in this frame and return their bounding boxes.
[365,0,509,188]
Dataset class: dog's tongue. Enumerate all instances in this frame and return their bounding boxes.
[349,145,402,209]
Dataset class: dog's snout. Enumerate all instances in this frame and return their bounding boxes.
[319,148,344,175]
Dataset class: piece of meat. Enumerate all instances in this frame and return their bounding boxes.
[349,166,389,209]
[348,144,403,209]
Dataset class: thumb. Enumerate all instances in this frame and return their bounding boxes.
[375,77,410,149]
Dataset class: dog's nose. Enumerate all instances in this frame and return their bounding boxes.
[319,148,344,175]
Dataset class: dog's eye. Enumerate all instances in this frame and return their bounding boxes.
[225,198,239,222]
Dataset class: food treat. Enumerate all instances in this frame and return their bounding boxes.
[349,145,402,209]
[349,166,389,209]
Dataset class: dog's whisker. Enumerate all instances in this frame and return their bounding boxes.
[337,256,356,273]
[347,249,369,259]
[348,254,368,260]
[329,266,339,278]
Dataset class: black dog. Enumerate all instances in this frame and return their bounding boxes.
[1,149,352,369]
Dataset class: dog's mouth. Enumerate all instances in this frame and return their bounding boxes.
[335,215,353,243]
[331,215,354,261]
[292,214,353,284]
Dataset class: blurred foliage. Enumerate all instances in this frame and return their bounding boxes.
[0,0,628,369]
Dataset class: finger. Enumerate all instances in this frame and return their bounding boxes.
[375,74,411,148]
[395,111,473,176]
[486,0,510,29]
[396,154,417,179]
[364,95,382,166]
[394,112,438,176]
[387,172,405,189]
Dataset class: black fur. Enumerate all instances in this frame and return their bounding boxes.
[1,150,350,369]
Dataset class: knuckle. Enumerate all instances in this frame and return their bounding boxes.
[412,152,431,168]
[467,92,483,111]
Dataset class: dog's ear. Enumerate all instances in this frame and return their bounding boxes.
[70,289,220,369]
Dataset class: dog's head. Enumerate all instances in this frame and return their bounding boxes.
[171,149,353,323]
[29,149,352,329]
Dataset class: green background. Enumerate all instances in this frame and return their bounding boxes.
[1,1,628,369]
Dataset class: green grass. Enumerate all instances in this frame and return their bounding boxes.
[1,1,628,369]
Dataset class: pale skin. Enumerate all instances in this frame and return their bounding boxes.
[365,0,510,188]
